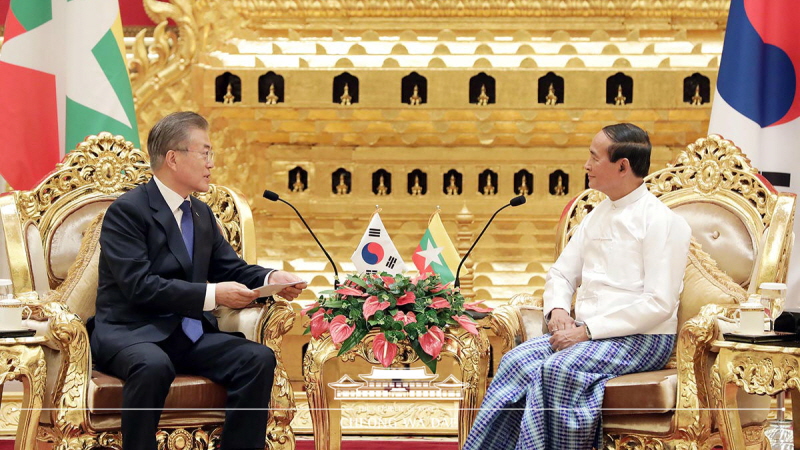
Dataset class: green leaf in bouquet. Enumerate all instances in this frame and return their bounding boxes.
[386,330,405,342]
[368,314,386,327]
[423,309,438,323]
[322,300,343,308]
[338,327,368,356]
[410,339,438,373]
[347,274,368,288]
[318,290,338,296]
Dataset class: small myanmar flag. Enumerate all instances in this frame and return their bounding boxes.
[0,0,139,190]
[412,211,460,284]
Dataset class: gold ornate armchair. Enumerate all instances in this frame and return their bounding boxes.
[492,135,796,449]
[0,133,296,450]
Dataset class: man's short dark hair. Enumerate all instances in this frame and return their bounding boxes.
[147,112,209,170]
[602,123,651,178]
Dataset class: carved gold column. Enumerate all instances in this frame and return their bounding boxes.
[303,328,489,450]
[0,336,46,450]
[455,204,475,299]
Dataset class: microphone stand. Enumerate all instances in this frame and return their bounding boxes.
[455,196,525,289]
[263,191,340,288]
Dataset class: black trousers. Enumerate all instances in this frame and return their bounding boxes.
[101,329,276,450]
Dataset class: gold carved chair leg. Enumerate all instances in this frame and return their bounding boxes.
[303,336,343,450]
[0,340,46,450]
[260,298,297,450]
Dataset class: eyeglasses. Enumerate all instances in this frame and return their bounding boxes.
[175,148,214,164]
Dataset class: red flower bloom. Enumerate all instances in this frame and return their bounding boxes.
[329,315,356,345]
[396,291,416,306]
[363,295,390,320]
[419,326,445,359]
[430,283,448,293]
[300,301,320,317]
[373,333,398,367]
[336,286,368,297]
[430,297,451,309]
[393,311,417,325]
[381,276,396,288]
[464,301,493,313]
[452,315,479,335]
[411,272,430,284]
[310,309,329,339]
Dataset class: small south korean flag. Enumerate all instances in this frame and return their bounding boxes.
[351,213,406,275]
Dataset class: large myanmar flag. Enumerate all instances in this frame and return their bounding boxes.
[0,0,139,190]
[708,0,800,304]
[412,211,460,284]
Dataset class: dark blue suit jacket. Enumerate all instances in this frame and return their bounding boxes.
[90,179,269,365]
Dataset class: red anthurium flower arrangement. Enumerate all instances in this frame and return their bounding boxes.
[301,272,489,372]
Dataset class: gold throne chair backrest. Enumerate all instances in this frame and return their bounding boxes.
[0,132,296,450]
[493,134,796,449]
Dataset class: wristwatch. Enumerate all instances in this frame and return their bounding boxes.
[584,324,593,340]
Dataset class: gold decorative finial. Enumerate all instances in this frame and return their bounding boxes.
[340,83,352,106]
[336,173,349,195]
[545,83,558,106]
[292,172,305,192]
[517,176,529,195]
[482,175,495,195]
[409,84,422,106]
[691,85,703,106]
[411,174,423,196]
[265,83,279,105]
[223,83,235,104]
[376,174,387,195]
[554,175,565,195]
[614,84,626,106]
[446,174,459,195]
[477,84,490,106]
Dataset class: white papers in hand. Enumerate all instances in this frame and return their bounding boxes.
[255,282,306,297]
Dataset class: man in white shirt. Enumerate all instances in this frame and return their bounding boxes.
[464,123,692,450]
[90,112,308,450]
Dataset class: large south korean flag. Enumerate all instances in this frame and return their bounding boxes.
[708,0,800,305]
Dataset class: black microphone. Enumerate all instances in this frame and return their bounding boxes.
[454,195,526,289]
[263,190,340,288]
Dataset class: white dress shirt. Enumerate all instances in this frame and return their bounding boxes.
[543,183,692,340]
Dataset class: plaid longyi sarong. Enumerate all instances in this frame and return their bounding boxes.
[463,333,675,450]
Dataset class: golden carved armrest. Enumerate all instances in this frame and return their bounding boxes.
[490,293,545,350]
[24,299,93,439]
[672,303,729,441]
[214,299,295,346]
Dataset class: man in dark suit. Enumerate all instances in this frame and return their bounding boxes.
[90,111,307,450]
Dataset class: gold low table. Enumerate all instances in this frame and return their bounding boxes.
[303,328,490,450]
[712,339,799,450]
[0,336,46,450]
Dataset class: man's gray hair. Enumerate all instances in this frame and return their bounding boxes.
[147,112,208,170]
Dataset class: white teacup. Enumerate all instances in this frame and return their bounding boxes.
[0,299,31,330]
[739,300,765,335]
